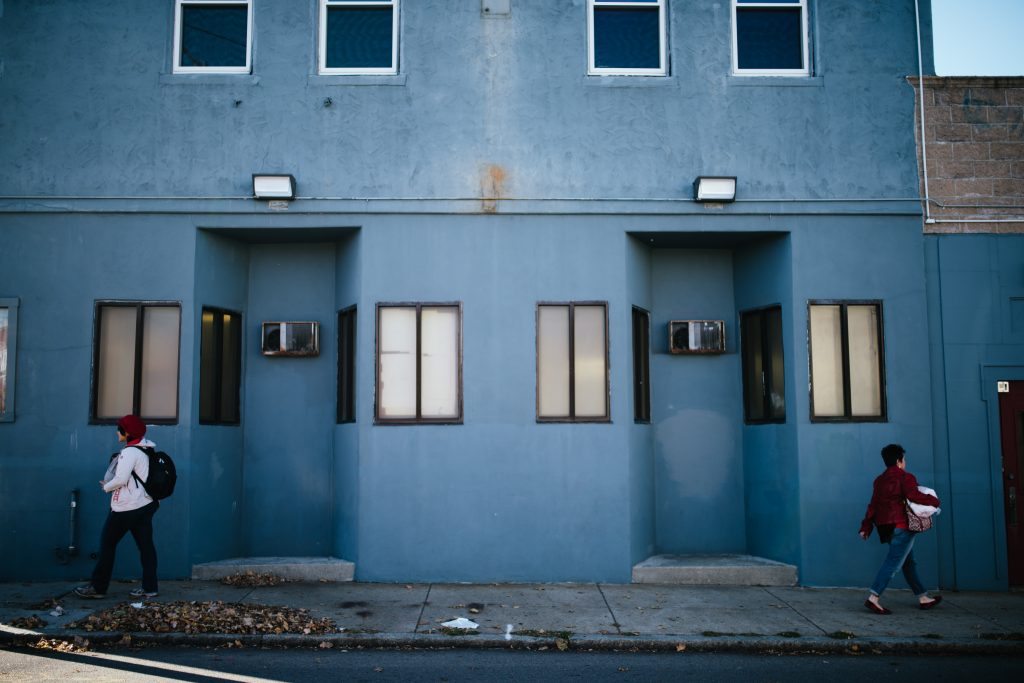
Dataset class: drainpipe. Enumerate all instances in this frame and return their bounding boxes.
[914,0,932,223]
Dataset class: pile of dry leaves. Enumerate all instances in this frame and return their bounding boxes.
[6,615,47,629]
[66,601,337,635]
[220,571,288,588]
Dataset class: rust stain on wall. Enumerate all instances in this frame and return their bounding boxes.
[481,164,507,213]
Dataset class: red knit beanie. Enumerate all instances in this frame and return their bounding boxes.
[117,414,146,441]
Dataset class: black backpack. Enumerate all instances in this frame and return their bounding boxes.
[131,446,177,500]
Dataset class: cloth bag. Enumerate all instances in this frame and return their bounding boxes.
[906,486,940,532]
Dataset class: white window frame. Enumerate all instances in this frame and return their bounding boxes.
[319,0,400,76]
[172,0,253,74]
[731,0,809,76]
[587,0,668,77]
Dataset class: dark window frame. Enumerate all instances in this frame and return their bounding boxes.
[536,301,611,424]
[807,299,887,423]
[374,302,463,425]
[199,306,242,426]
[632,306,651,424]
[337,305,357,424]
[740,305,786,425]
[90,301,182,425]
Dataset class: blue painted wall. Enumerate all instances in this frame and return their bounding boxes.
[1,1,960,585]
[926,235,1024,591]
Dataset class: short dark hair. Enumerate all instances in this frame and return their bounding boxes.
[881,443,905,467]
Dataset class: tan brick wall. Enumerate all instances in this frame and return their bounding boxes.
[908,76,1024,234]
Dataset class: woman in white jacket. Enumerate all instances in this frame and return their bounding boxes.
[74,415,159,599]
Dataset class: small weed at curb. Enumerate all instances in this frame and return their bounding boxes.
[438,627,479,636]
[512,629,573,640]
[921,633,943,639]
[701,631,763,638]
[980,632,1024,641]
[776,631,801,638]
[828,631,856,640]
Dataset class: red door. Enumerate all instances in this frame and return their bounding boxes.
[998,380,1024,587]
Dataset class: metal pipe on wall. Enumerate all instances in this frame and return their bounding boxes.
[54,489,79,564]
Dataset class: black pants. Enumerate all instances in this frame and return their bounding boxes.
[90,501,159,594]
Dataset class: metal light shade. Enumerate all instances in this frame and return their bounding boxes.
[694,176,737,202]
[252,174,296,200]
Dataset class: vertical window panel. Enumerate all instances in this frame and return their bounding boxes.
[378,307,417,419]
[420,307,459,419]
[219,312,241,423]
[139,307,181,419]
[632,307,651,423]
[337,307,357,424]
[0,300,15,422]
[809,305,844,418]
[847,305,882,417]
[199,310,218,422]
[741,305,786,424]
[538,305,571,418]
[573,305,607,418]
[742,312,766,421]
[767,307,786,419]
[96,306,138,419]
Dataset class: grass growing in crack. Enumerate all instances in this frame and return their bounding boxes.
[701,631,764,638]
[776,631,801,638]
[827,631,856,640]
[512,629,573,640]
[921,633,943,639]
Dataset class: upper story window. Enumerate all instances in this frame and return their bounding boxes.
[537,302,610,422]
[376,303,461,424]
[173,1,253,74]
[808,301,885,422]
[587,0,668,76]
[92,302,181,424]
[319,0,400,75]
[732,0,809,76]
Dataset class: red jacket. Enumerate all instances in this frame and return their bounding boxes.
[860,466,940,539]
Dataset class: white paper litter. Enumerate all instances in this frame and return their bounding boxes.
[441,618,479,630]
[505,624,513,641]
[130,602,145,609]
[49,606,65,617]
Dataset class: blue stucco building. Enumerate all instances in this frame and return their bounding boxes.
[2,1,1022,591]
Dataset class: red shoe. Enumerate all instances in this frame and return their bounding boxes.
[919,595,942,610]
[864,599,892,615]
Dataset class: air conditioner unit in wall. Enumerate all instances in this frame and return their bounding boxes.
[669,320,725,354]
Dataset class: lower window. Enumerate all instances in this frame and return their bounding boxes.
[199,307,242,425]
[632,306,651,423]
[537,302,609,422]
[338,306,356,423]
[808,301,885,421]
[741,306,785,423]
[376,303,461,423]
[0,298,19,422]
[92,302,181,423]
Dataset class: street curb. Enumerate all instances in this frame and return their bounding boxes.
[3,628,1024,655]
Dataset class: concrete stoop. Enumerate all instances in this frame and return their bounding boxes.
[632,554,798,586]
[191,557,355,582]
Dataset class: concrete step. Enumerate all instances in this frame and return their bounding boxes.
[191,557,355,582]
[632,554,798,586]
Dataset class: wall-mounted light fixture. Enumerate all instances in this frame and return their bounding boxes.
[252,174,296,200]
[693,176,737,202]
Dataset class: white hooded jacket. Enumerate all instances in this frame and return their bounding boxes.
[102,438,156,512]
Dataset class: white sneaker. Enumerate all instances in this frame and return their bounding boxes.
[129,588,158,598]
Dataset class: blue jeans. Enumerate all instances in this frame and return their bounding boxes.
[870,527,926,597]
[89,501,159,594]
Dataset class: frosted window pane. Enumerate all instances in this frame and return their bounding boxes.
[140,307,180,418]
[848,305,882,416]
[574,305,607,418]
[379,307,417,418]
[0,309,7,417]
[809,305,843,417]
[421,307,459,418]
[767,307,786,419]
[220,313,241,422]
[538,306,570,417]
[97,307,137,419]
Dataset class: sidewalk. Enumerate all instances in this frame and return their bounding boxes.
[2,581,1023,654]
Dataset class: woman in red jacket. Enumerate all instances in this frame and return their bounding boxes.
[859,444,942,614]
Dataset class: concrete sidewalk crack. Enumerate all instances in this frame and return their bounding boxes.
[414,584,432,634]
[763,587,829,636]
[596,583,621,635]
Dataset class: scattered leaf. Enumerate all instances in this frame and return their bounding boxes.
[676,643,686,652]
[6,615,47,629]
[220,571,288,588]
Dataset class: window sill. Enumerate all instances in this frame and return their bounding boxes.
[309,74,408,87]
[583,75,677,88]
[160,74,260,86]
[727,75,823,88]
